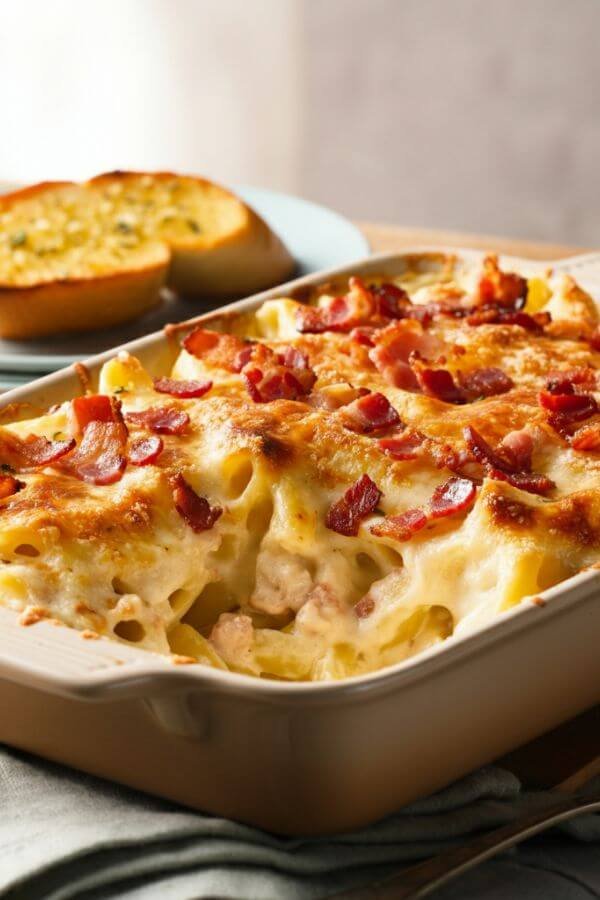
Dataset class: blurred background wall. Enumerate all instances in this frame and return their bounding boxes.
[0,0,598,244]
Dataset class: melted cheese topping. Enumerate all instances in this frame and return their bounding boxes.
[0,255,599,680]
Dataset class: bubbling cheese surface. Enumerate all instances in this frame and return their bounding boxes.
[0,254,599,680]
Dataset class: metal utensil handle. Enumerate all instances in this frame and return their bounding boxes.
[331,788,600,900]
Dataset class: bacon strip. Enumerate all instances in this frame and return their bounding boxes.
[464,425,554,495]
[429,477,476,518]
[467,309,549,332]
[0,474,24,499]
[475,255,528,310]
[125,407,189,435]
[153,377,212,399]
[0,431,75,471]
[57,422,126,485]
[378,430,425,461]
[487,468,555,496]
[325,474,382,536]
[171,473,222,532]
[128,435,163,466]
[571,423,600,451]
[370,282,411,319]
[370,507,427,541]
[416,368,466,404]
[71,395,117,433]
[460,367,513,399]
[339,392,401,434]
[539,390,598,417]
[182,328,249,371]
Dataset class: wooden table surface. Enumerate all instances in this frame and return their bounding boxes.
[361,222,589,261]
[361,222,599,783]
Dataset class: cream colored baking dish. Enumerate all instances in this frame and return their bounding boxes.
[0,249,598,836]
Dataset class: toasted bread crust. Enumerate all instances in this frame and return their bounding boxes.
[0,171,295,338]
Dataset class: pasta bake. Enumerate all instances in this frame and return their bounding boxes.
[1,254,599,680]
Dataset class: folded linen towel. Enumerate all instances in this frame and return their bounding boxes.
[0,746,598,900]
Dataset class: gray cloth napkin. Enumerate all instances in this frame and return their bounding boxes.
[0,745,598,900]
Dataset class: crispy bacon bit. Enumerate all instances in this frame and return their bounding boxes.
[0,474,24,499]
[325,474,382,537]
[153,377,212,399]
[339,392,401,434]
[370,507,427,542]
[371,282,411,319]
[589,327,600,352]
[467,309,549,332]
[539,390,598,418]
[571,423,600,451]
[460,367,514,399]
[0,432,75,471]
[71,395,118,433]
[243,365,316,403]
[171,473,222,532]
[277,345,309,369]
[369,320,442,390]
[545,368,598,395]
[488,468,555,496]
[128,435,163,466]
[354,595,376,619]
[296,296,355,334]
[499,429,534,471]
[416,368,466,404]
[57,421,126,485]
[464,425,554,494]
[125,407,190,435]
[182,328,249,371]
[429,477,476,518]
[350,326,377,347]
[464,425,516,472]
[475,255,528,310]
[379,430,425,461]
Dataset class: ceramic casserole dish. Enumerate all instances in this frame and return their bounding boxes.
[0,249,598,836]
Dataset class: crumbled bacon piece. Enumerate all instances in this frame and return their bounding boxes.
[277,346,309,369]
[460,367,514,399]
[0,474,24,499]
[369,320,441,390]
[499,429,534,471]
[350,326,377,347]
[339,392,401,434]
[487,468,555,496]
[128,435,163,466]
[545,368,598,395]
[370,507,427,542]
[429,477,476,518]
[571,423,600,451]
[463,425,517,472]
[243,367,314,403]
[588,327,600,352]
[57,422,126,485]
[171,473,222,532]
[378,430,425,460]
[182,328,249,371]
[475,255,528,310]
[325,474,382,537]
[464,425,554,495]
[70,394,123,435]
[416,368,466,404]
[370,282,411,319]
[0,431,75,471]
[467,308,550,332]
[539,390,598,418]
[153,377,212,399]
[125,407,190,435]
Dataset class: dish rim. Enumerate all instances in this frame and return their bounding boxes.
[0,245,599,701]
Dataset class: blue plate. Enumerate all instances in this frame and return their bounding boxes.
[0,185,370,378]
